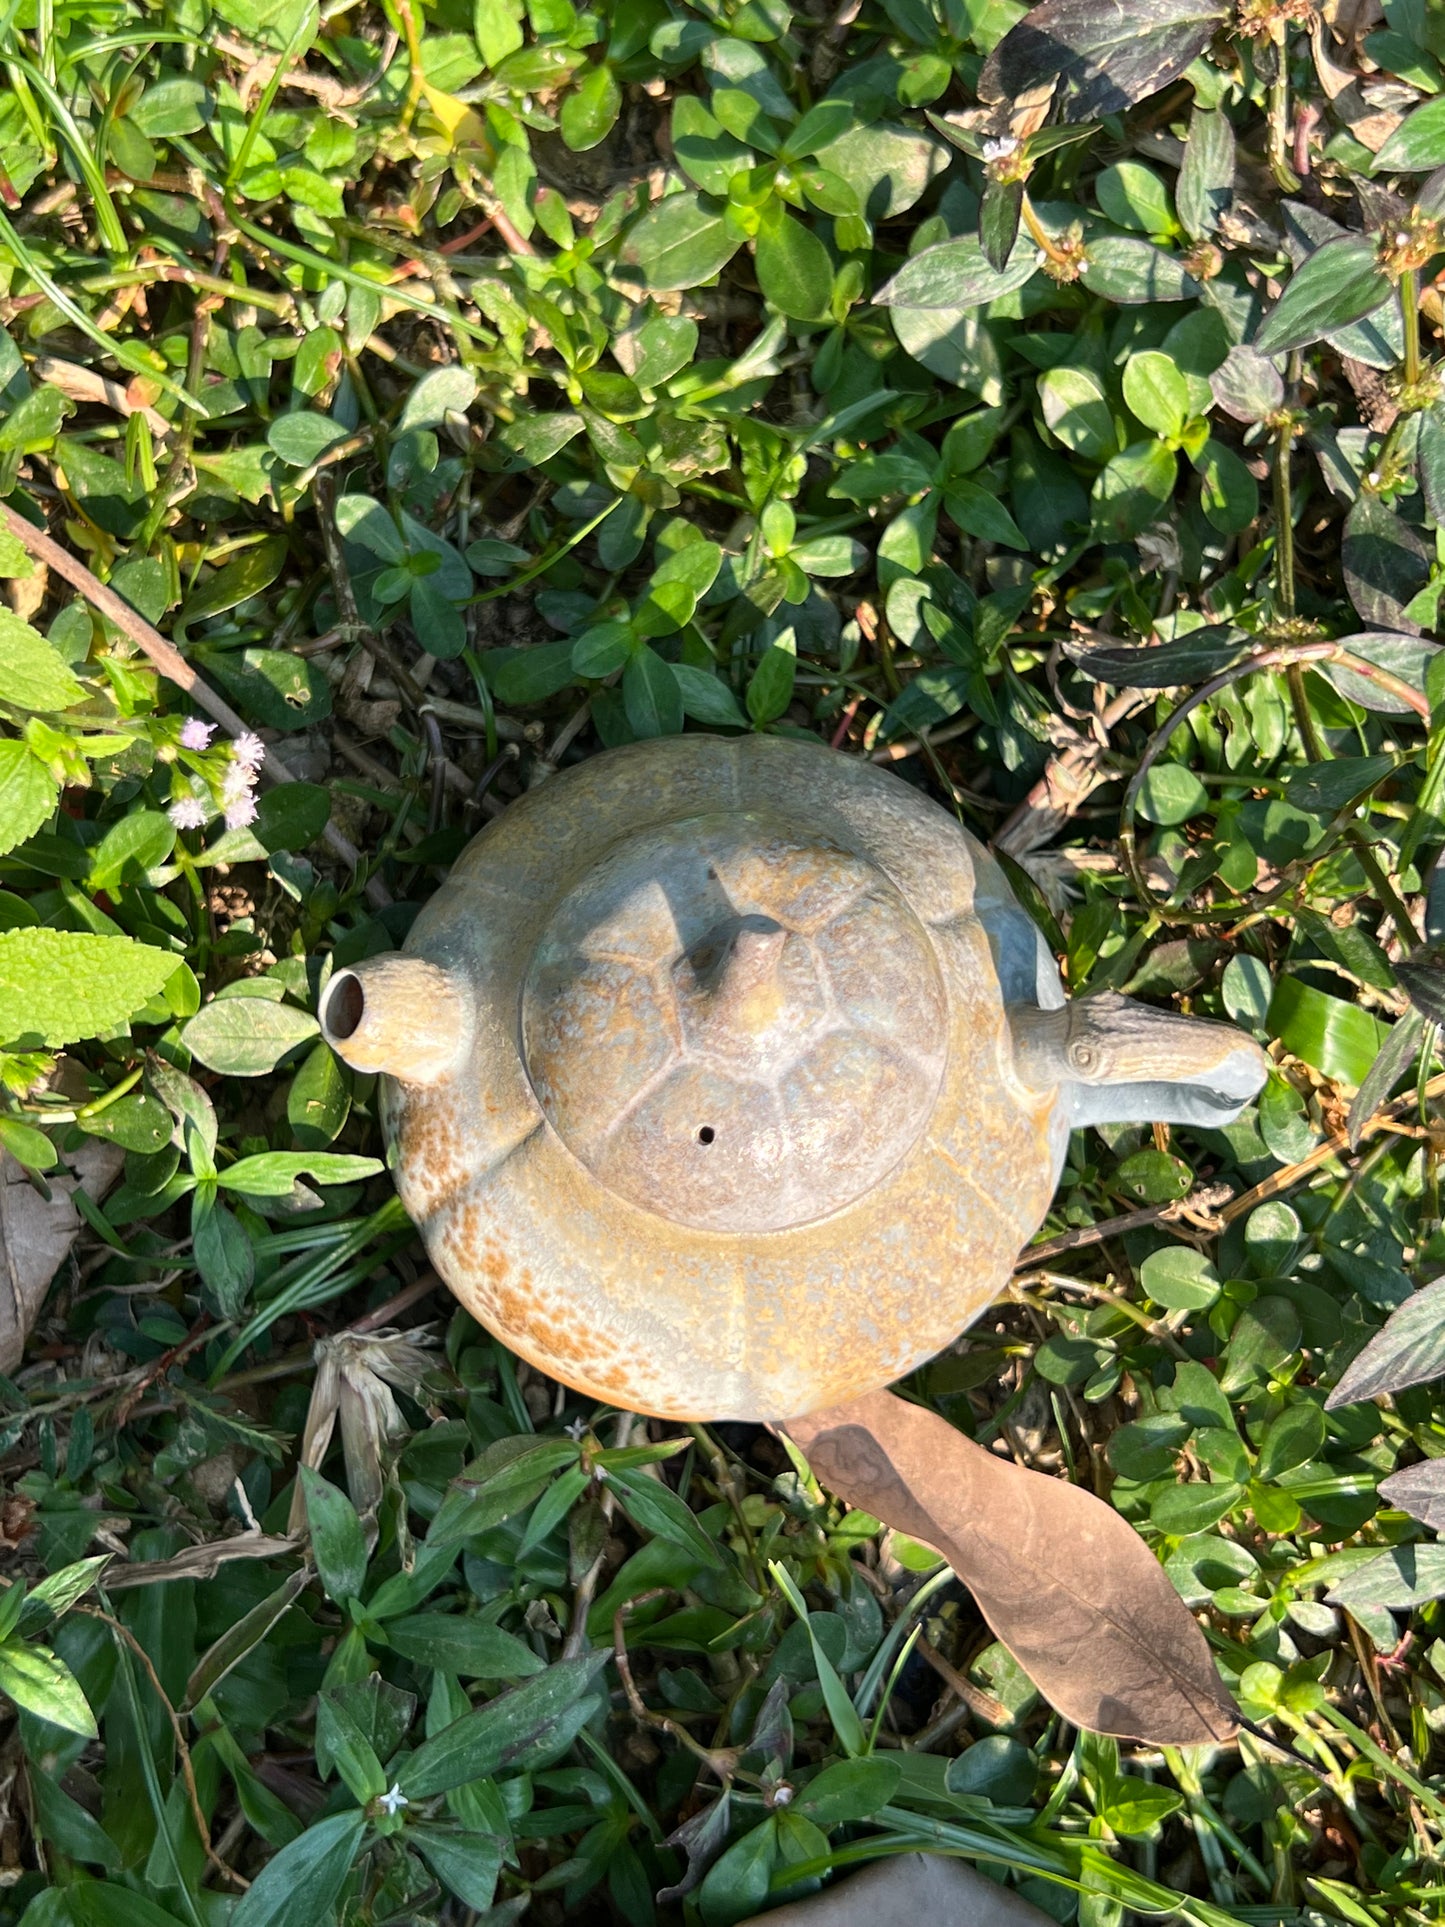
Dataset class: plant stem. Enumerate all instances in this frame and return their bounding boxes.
[1273,409,1296,624]
[1402,267,1421,389]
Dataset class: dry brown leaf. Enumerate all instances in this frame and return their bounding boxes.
[784,1389,1239,1745]
[0,1142,124,1376]
[103,1533,300,1588]
[741,1852,1062,1927]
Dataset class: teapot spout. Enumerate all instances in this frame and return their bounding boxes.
[319,957,472,1086]
[1011,991,1269,1130]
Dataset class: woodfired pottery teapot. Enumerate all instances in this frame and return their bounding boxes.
[318,733,1267,1422]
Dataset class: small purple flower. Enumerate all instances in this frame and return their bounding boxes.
[222,760,257,805]
[232,731,266,770]
[179,717,216,750]
[224,796,259,830]
[168,796,209,831]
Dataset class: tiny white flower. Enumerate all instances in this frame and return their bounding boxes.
[232,731,266,769]
[179,717,216,750]
[168,796,209,831]
[377,1783,408,1816]
[1395,231,1410,247]
[982,135,1018,162]
[772,1783,795,1806]
[222,760,257,805]
[224,795,259,830]
[1367,470,1382,486]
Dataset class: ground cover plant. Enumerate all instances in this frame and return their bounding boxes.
[6,0,1445,1917]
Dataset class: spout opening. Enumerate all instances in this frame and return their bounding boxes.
[324,971,365,1044]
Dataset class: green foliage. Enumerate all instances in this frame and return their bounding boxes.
[5,0,1445,1918]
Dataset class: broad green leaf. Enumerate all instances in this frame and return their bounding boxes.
[398,1653,607,1797]
[411,1828,503,1912]
[979,0,1229,125]
[88,811,176,891]
[266,411,348,467]
[398,366,479,432]
[1176,105,1235,240]
[610,1467,727,1569]
[0,930,178,1048]
[0,1640,96,1735]
[1326,1276,1445,1409]
[299,1466,368,1603]
[621,192,746,292]
[1327,1545,1445,1611]
[942,478,1026,548]
[0,610,85,710]
[874,236,1040,311]
[671,663,745,727]
[1139,1246,1219,1311]
[1090,438,1177,540]
[1038,366,1117,462]
[747,641,796,724]
[561,60,622,151]
[183,995,319,1075]
[1123,351,1190,439]
[219,1151,381,1195]
[429,1437,581,1544]
[231,1811,367,1927]
[385,1612,545,1678]
[0,741,60,859]
[623,645,684,737]
[1374,96,1445,171]
[1268,975,1389,1088]
[1079,236,1200,303]
[793,1756,901,1826]
[315,1692,386,1804]
[1255,235,1391,356]
[754,209,834,321]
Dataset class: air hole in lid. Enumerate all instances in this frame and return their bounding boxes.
[697,1126,715,1145]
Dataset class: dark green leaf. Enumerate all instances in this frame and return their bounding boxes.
[1254,235,1391,357]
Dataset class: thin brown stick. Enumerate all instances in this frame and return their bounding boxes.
[613,1596,740,1782]
[912,1633,1010,1727]
[76,1605,249,1890]
[0,501,380,894]
[1016,1183,1234,1269]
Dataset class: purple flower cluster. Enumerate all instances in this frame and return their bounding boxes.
[167,722,268,833]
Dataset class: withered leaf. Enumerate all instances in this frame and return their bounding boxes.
[978,0,1229,126]
[1,1142,124,1376]
[740,1849,1064,1927]
[784,1389,1238,1745]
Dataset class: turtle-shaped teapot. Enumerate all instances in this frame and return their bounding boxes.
[319,735,1267,1423]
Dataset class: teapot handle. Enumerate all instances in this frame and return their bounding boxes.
[1008,991,1269,1130]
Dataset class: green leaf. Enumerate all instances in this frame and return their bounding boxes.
[299,1466,368,1603]
[410,1828,503,1912]
[1102,1781,1184,1835]
[746,641,797,724]
[219,1151,381,1196]
[793,1756,901,1826]
[398,1653,607,1797]
[0,1640,96,1735]
[315,1692,387,1805]
[942,478,1026,548]
[1038,366,1117,462]
[1090,438,1177,540]
[385,1612,545,1678]
[610,1467,727,1570]
[1282,754,1396,815]
[621,192,746,292]
[183,996,320,1075]
[398,366,479,432]
[1327,1545,1445,1611]
[1123,350,1190,439]
[1139,1246,1220,1311]
[874,236,1040,310]
[231,1811,367,1927]
[1256,1402,1326,1482]
[1176,105,1235,240]
[1326,1276,1445,1408]
[1196,437,1259,533]
[0,741,59,859]
[979,0,1229,125]
[623,646,684,737]
[671,662,745,727]
[1374,95,1445,171]
[67,1885,189,1927]
[1268,975,1389,1087]
[88,811,176,891]
[1137,762,1208,827]
[1255,235,1391,357]
[769,1564,866,1756]
[561,61,622,151]
[266,411,348,467]
[754,209,834,321]
[0,609,85,710]
[0,930,179,1048]
[1149,1480,1243,1535]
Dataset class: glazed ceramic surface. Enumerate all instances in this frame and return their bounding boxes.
[320,735,1266,1420]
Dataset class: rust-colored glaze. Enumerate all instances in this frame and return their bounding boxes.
[321,734,1266,1421]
